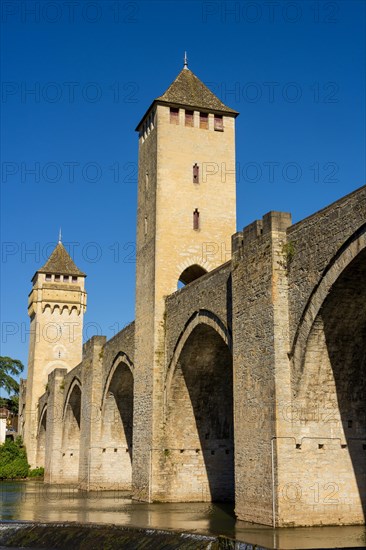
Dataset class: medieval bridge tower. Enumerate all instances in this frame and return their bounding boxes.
[21,240,86,467]
[133,62,239,499]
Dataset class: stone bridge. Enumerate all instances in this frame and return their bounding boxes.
[38,185,365,527]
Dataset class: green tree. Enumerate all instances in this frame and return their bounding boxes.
[0,396,19,414]
[0,356,24,396]
[0,437,29,479]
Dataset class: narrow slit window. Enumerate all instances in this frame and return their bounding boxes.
[200,112,208,129]
[214,115,223,131]
[193,208,200,230]
[185,110,194,127]
[145,171,149,190]
[170,107,179,124]
[144,216,148,235]
[193,163,199,183]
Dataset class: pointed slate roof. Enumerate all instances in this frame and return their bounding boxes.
[156,68,238,114]
[37,242,86,277]
[136,67,239,130]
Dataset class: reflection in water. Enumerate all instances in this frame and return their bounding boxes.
[1,481,365,549]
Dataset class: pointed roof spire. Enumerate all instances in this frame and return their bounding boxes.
[155,69,239,115]
[135,64,239,131]
[183,51,188,69]
[36,242,86,277]
[58,228,62,244]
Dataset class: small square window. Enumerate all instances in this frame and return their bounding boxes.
[54,275,60,281]
[72,276,78,283]
[45,274,52,281]
[63,275,70,282]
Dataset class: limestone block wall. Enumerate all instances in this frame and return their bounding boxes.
[44,367,68,484]
[36,392,48,467]
[133,119,158,500]
[78,336,106,489]
[231,211,292,527]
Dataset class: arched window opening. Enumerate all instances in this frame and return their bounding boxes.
[178,264,207,289]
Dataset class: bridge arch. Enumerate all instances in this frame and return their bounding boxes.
[292,226,366,523]
[61,377,82,483]
[165,309,231,401]
[99,352,134,489]
[291,223,366,385]
[162,310,234,502]
[36,405,47,468]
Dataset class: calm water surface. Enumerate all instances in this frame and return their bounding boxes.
[1,481,365,549]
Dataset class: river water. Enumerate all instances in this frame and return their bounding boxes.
[1,481,365,549]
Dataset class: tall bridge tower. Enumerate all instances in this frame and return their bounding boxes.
[133,61,239,498]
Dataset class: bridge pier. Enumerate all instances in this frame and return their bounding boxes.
[232,211,292,526]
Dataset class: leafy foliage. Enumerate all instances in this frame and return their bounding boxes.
[28,467,44,477]
[0,396,19,414]
[0,356,24,396]
[0,437,29,480]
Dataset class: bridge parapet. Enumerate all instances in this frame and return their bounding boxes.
[232,211,292,259]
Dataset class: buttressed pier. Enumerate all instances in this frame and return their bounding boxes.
[19,63,366,528]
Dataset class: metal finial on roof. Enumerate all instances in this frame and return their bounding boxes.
[58,228,62,243]
[184,51,188,69]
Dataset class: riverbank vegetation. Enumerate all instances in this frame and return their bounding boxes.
[0,437,44,480]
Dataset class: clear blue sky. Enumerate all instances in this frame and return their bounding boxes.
[1,0,365,380]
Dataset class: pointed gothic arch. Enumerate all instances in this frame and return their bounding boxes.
[162,311,234,502]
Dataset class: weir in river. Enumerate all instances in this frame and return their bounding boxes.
[1,481,366,549]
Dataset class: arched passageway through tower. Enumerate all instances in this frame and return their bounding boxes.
[290,247,366,525]
[178,264,207,288]
[161,323,234,502]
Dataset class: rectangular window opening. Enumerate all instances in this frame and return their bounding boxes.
[45,274,52,281]
[193,208,200,230]
[214,115,223,131]
[170,107,179,124]
[200,112,208,129]
[54,275,60,281]
[193,163,199,183]
[185,109,194,127]
[72,276,78,283]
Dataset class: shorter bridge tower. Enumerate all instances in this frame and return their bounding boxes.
[21,239,86,467]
